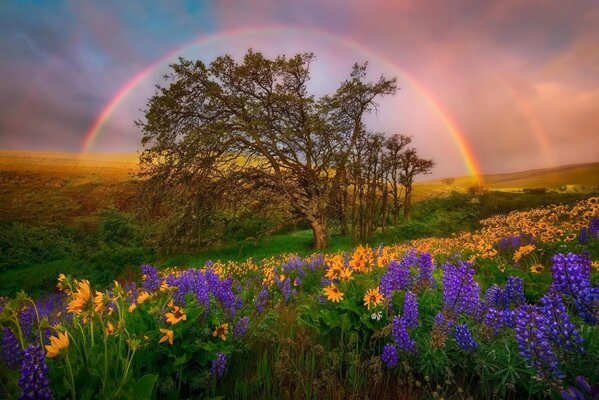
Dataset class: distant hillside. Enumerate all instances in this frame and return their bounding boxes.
[426,162,599,191]
[0,150,138,225]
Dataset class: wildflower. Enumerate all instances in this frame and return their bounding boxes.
[379,259,411,298]
[504,276,526,307]
[93,291,105,313]
[455,324,477,351]
[211,352,227,379]
[402,291,419,328]
[141,264,162,292]
[159,328,173,345]
[18,344,52,400]
[392,316,417,353]
[530,264,544,273]
[137,291,151,305]
[45,331,69,358]
[256,286,268,314]
[105,321,114,335]
[363,287,384,310]
[578,227,588,245]
[233,317,250,337]
[417,252,435,289]
[442,261,480,317]
[371,311,383,321]
[128,303,137,313]
[213,323,229,341]
[514,305,563,379]
[165,306,187,325]
[1,327,22,369]
[540,288,584,353]
[67,280,91,314]
[340,267,354,281]
[323,284,344,303]
[56,273,67,291]
[381,343,398,368]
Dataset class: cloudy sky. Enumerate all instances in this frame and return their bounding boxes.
[1,0,598,178]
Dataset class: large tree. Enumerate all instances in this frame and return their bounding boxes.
[137,50,396,249]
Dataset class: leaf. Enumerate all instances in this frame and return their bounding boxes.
[133,374,158,400]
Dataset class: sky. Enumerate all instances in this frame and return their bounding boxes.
[0,0,598,178]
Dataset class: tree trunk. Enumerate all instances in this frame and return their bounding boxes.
[403,186,412,221]
[310,218,328,249]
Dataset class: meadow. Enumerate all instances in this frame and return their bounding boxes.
[1,152,599,399]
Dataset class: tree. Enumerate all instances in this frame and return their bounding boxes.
[383,134,412,226]
[441,177,455,186]
[399,149,435,221]
[137,50,396,249]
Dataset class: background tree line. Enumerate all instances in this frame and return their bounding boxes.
[136,50,433,251]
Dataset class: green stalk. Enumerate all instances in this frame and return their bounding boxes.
[65,352,76,400]
[27,298,44,347]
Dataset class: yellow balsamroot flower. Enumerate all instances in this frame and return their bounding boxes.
[363,287,384,310]
[513,245,535,263]
[340,267,354,281]
[45,332,69,358]
[137,291,151,305]
[323,284,344,303]
[591,261,599,272]
[213,323,229,341]
[67,280,91,314]
[530,264,544,274]
[105,321,115,335]
[165,306,187,325]
[93,291,105,314]
[56,273,67,292]
[159,328,173,345]
[128,303,137,313]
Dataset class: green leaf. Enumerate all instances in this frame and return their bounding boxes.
[133,374,158,400]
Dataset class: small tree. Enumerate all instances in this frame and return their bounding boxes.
[399,149,435,221]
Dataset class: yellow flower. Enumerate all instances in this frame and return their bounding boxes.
[45,332,69,358]
[56,273,67,292]
[363,287,384,310]
[93,291,105,314]
[159,328,173,345]
[530,264,544,274]
[105,321,114,335]
[165,306,187,325]
[323,284,344,303]
[128,303,137,313]
[213,323,229,341]
[67,280,91,314]
[340,267,354,281]
[137,291,151,305]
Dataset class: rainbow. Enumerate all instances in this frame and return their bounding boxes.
[82,26,483,180]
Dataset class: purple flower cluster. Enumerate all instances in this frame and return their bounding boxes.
[167,269,210,309]
[255,286,268,314]
[504,276,526,307]
[211,352,227,379]
[18,307,35,341]
[381,343,398,368]
[417,252,435,289]
[540,288,584,353]
[442,261,480,317]
[588,216,599,240]
[2,327,22,369]
[233,316,250,338]
[496,233,535,251]
[18,344,52,400]
[206,271,242,317]
[514,305,563,379]
[308,254,324,272]
[140,264,161,293]
[392,316,417,353]
[402,292,419,329]
[551,253,598,324]
[379,260,411,298]
[561,376,599,400]
[578,227,588,245]
[433,311,454,336]
[455,324,477,351]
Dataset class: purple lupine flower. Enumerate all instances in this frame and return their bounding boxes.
[256,286,268,314]
[434,311,454,335]
[483,307,505,336]
[417,252,435,289]
[504,276,526,307]
[392,316,417,353]
[483,284,505,310]
[402,291,419,328]
[561,376,599,400]
[552,253,598,324]
[318,295,327,304]
[18,344,52,400]
[140,264,161,293]
[578,227,588,245]
[211,352,227,379]
[499,309,515,328]
[540,288,584,353]
[514,305,563,380]
[2,327,22,369]
[455,324,477,351]
[293,277,301,288]
[280,279,291,303]
[442,261,480,317]
[379,260,411,298]
[588,216,599,240]
[233,317,250,338]
[381,343,398,368]
[205,260,213,267]
[194,271,211,310]
[18,308,35,341]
